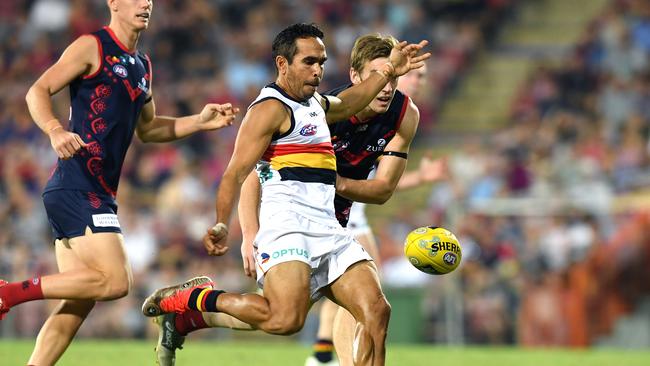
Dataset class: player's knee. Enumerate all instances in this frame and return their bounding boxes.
[98,271,131,300]
[266,313,305,335]
[365,295,391,334]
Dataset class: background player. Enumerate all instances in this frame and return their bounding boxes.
[304,38,445,366]
[0,1,238,365]
[142,23,430,366]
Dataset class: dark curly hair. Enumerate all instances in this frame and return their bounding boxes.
[272,23,324,65]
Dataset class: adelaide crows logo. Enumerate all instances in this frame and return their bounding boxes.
[300,124,317,136]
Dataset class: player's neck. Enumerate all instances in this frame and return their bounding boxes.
[275,78,307,102]
[107,22,140,52]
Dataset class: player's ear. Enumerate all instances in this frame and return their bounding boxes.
[107,0,117,12]
[350,68,361,84]
[276,56,288,76]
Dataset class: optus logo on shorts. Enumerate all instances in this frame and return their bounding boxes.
[270,248,309,261]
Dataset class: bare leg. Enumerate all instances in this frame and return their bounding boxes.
[326,261,390,366]
[202,312,254,330]
[28,232,132,366]
[40,232,133,301]
[334,231,380,366]
[317,299,338,340]
[333,308,356,366]
[215,261,312,335]
[305,298,339,365]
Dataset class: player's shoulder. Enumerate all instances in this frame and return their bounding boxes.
[70,34,100,50]
[55,34,101,67]
[248,94,291,120]
[401,92,419,118]
[405,96,419,116]
[397,95,420,134]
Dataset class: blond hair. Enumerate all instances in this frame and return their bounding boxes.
[350,34,398,73]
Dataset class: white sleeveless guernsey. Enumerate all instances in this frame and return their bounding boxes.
[251,83,338,223]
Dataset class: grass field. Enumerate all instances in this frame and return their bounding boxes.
[1,340,650,366]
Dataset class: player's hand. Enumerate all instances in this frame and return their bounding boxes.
[48,128,87,160]
[388,40,431,77]
[241,237,257,278]
[419,154,448,183]
[202,223,230,256]
[198,103,240,131]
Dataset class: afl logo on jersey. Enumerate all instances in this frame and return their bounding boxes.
[300,124,318,136]
[113,64,128,78]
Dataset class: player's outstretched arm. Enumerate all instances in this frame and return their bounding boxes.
[323,40,430,123]
[202,99,286,257]
[396,154,448,190]
[26,35,98,159]
[238,170,261,278]
[136,98,239,143]
[336,100,419,204]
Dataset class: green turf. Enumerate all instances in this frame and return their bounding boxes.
[1,340,650,366]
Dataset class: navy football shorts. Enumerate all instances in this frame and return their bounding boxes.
[42,189,122,240]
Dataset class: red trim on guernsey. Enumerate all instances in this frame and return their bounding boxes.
[349,115,362,125]
[263,142,334,160]
[145,53,153,83]
[83,34,103,80]
[103,26,135,54]
[395,95,410,131]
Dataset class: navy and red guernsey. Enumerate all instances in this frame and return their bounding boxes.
[44,26,151,197]
[326,84,410,227]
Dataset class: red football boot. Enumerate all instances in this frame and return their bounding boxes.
[141,276,213,317]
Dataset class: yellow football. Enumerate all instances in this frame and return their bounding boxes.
[404,226,462,275]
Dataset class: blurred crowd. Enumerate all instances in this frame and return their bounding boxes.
[4,0,649,349]
[374,0,650,346]
[0,0,512,339]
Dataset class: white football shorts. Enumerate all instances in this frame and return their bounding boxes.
[254,209,372,302]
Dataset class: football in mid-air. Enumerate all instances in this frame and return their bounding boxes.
[404,226,462,275]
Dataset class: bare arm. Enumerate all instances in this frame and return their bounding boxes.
[396,154,448,190]
[323,40,430,123]
[238,170,261,277]
[25,35,98,158]
[336,101,419,204]
[136,97,239,143]
[321,70,393,123]
[202,99,287,256]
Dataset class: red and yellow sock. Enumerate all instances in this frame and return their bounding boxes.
[187,288,224,313]
[313,339,334,363]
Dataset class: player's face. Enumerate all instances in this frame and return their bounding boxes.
[397,63,428,97]
[352,57,398,114]
[111,0,152,31]
[283,37,327,101]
